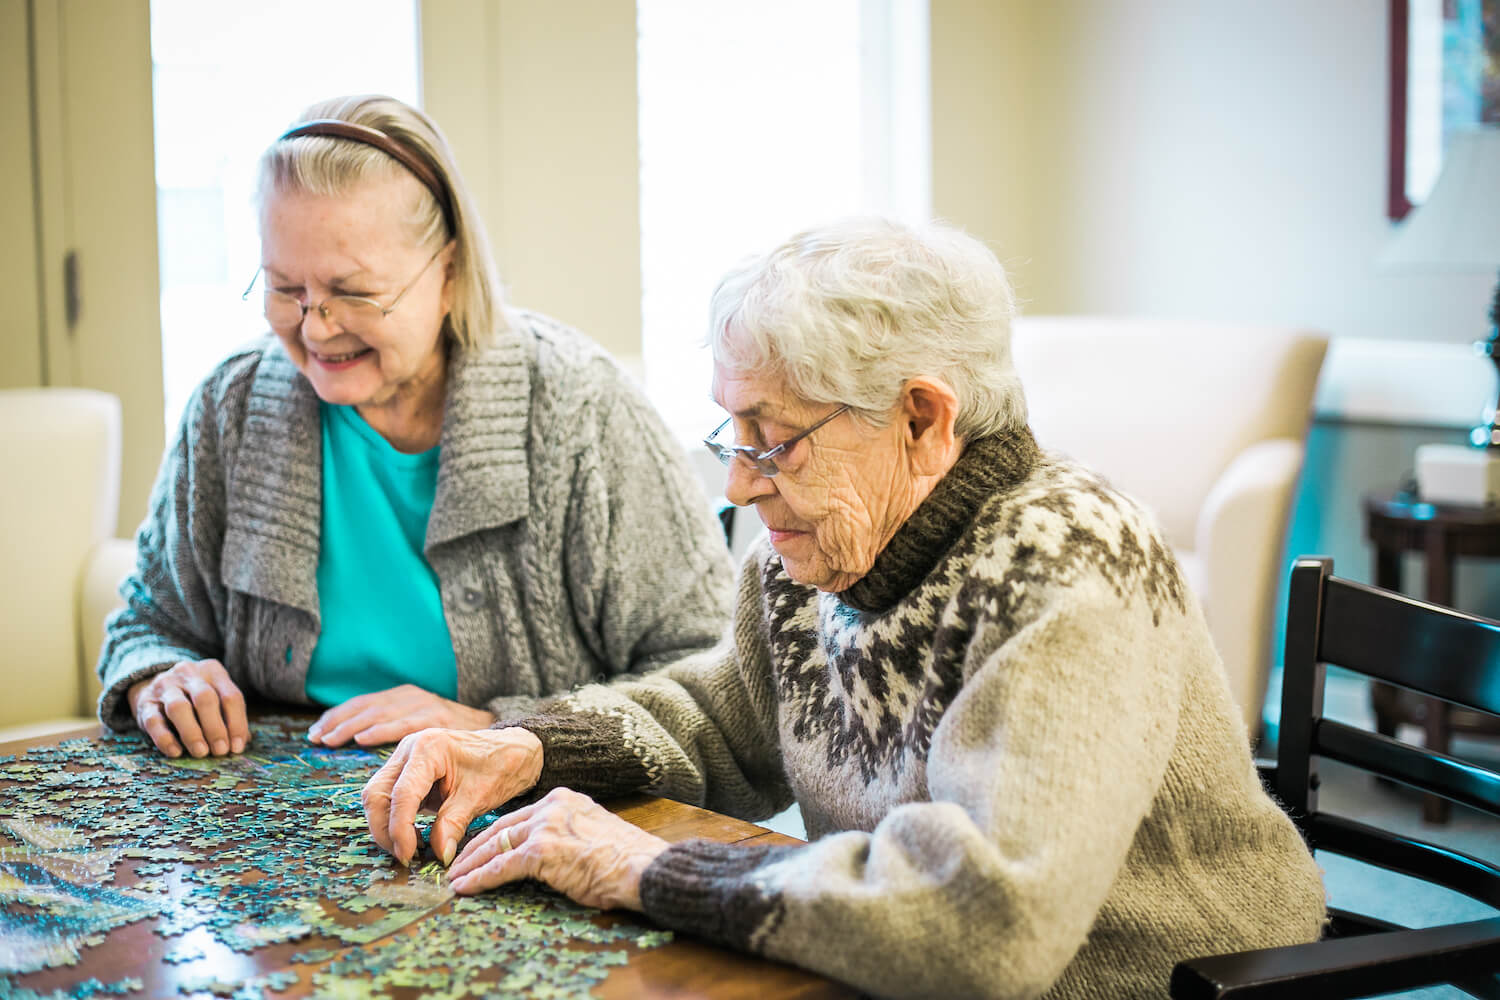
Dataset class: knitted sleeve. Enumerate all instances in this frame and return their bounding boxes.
[555,358,735,680]
[640,578,1188,999]
[95,354,254,730]
[498,543,793,824]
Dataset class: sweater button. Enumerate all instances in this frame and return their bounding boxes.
[461,587,484,610]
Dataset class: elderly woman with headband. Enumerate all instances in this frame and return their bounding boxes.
[97,94,733,759]
[361,218,1326,998]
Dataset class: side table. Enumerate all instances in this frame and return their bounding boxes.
[1362,490,1500,823]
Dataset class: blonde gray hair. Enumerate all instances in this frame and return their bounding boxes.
[707,217,1026,440]
[256,94,503,351]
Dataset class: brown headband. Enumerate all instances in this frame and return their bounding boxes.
[279,119,456,234]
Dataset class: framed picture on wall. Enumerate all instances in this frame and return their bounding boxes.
[1388,0,1500,220]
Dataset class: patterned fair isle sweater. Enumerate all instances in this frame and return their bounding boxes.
[502,429,1327,1000]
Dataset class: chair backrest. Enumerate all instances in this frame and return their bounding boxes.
[1170,556,1500,998]
[1279,556,1500,911]
[0,388,121,725]
[1012,316,1326,550]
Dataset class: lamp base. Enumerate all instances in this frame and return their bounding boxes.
[1416,443,1500,507]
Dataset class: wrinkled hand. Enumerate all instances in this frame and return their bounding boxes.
[448,788,670,911]
[362,726,544,867]
[127,659,249,759]
[308,684,496,748]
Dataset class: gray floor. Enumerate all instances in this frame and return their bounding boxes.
[760,670,1500,998]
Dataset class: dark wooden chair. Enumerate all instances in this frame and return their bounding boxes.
[1170,556,1500,999]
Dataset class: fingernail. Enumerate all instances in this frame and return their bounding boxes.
[231,738,245,753]
[441,843,456,867]
[190,742,208,757]
[306,727,321,741]
[212,741,228,756]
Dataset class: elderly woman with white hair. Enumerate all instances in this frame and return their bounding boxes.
[362,218,1326,998]
[98,94,732,759]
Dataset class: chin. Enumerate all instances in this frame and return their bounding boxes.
[777,554,856,593]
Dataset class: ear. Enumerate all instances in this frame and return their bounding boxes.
[898,376,962,477]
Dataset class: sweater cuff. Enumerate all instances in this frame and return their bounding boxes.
[639,838,797,952]
[494,711,654,799]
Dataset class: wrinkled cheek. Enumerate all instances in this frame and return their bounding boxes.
[814,512,874,579]
[276,330,307,368]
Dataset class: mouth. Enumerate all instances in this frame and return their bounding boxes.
[307,346,374,368]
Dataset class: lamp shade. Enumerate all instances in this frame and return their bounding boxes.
[1381,127,1500,271]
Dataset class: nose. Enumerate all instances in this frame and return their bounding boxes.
[723,454,775,508]
[300,301,340,339]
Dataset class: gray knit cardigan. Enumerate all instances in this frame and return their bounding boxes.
[501,430,1328,1000]
[96,310,735,730]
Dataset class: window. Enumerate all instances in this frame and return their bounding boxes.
[150,0,419,437]
[637,0,931,442]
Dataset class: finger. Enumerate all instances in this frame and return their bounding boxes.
[449,832,534,895]
[136,701,183,758]
[449,817,529,878]
[387,744,447,866]
[362,740,412,857]
[182,677,229,755]
[159,687,209,757]
[351,718,422,748]
[318,704,396,748]
[308,692,375,743]
[429,789,502,868]
[206,667,249,753]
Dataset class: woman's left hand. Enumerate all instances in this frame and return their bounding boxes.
[308,684,496,747]
[447,787,671,911]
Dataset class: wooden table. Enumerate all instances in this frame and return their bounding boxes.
[0,716,851,999]
[1363,490,1500,823]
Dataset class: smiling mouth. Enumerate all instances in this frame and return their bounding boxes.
[310,347,373,364]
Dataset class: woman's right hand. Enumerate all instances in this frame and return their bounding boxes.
[362,727,544,868]
[126,658,250,759]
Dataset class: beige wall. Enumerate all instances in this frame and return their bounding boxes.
[4,0,162,537]
[423,0,643,362]
[0,0,44,390]
[931,0,1493,344]
[9,0,1491,543]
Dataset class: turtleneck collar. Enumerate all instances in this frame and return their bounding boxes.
[834,427,1040,614]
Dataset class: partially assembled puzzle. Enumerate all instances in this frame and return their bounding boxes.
[0,718,671,999]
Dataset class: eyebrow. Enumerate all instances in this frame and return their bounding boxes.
[707,396,771,420]
[264,265,373,285]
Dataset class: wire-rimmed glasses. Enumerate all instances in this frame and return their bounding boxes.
[703,404,850,477]
[242,243,448,334]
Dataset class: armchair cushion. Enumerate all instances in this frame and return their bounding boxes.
[0,388,127,739]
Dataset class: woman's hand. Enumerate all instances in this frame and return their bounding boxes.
[308,684,496,747]
[127,659,249,759]
[362,726,544,867]
[448,787,670,911]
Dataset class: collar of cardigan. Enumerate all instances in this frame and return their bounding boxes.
[834,427,1041,615]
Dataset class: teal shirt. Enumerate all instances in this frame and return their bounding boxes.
[305,402,458,705]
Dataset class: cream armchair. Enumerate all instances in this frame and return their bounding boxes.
[0,388,135,741]
[1011,317,1327,737]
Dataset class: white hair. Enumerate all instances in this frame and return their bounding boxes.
[707,217,1026,440]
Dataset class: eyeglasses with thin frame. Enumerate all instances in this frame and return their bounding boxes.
[241,243,449,335]
[703,404,851,477]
